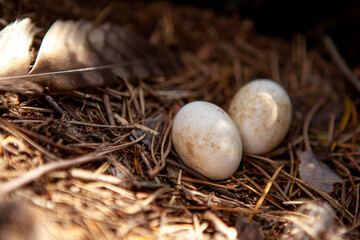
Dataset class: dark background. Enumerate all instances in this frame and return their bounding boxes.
[3,0,360,66]
[172,0,360,66]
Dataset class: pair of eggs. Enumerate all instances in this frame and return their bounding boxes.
[171,79,292,180]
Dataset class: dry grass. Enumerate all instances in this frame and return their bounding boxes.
[0,1,359,239]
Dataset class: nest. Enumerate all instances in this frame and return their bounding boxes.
[0,1,359,239]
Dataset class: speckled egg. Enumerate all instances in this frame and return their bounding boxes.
[228,79,292,155]
[172,101,243,180]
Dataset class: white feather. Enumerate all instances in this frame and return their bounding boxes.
[0,19,39,76]
[0,19,177,95]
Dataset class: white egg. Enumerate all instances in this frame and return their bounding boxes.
[228,79,292,155]
[172,101,243,180]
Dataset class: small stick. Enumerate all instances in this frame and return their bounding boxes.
[281,170,354,222]
[323,35,360,93]
[166,159,237,199]
[151,113,165,163]
[134,141,161,184]
[43,93,68,119]
[103,91,115,126]
[355,185,359,225]
[13,124,83,154]
[0,135,143,195]
[0,118,57,160]
[203,211,237,239]
[94,2,116,26]
[284,142,295,196]
[151,114,173,176]
[345,152,360,174]
[155,113,168,153]
[248,165,284,222]
[140,149,161,184]
[139,85,146,118]
[303,97,327,152]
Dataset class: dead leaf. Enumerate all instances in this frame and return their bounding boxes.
[0,19,177,95]
[297,151,341,193]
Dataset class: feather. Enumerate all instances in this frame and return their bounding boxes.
[0,19,39,77]
[0,19,177,95]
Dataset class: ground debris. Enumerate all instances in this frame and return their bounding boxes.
[297,151,342,193]
[0,1,358,239]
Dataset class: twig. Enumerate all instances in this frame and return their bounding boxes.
[203,211,237,239]
[13,124,83,154]
[99,133,146,155]
[270,52,281,83]
[281,170,354,222]
[185,206,260,214]
[178,176,241,192]
[133,136,162,184]
[43,93,68,119]
[70,168,125,185]
[150,113,173,176]
[247,160,290,202]
[94,2,116,25]
[303,97,327,151]
[345,152,360,174]
[103,91,115,126]
[355,185,359,226]
[0,153,106,196]
[139,147,161,184]
[0,118,57,160]
[166,158,238,199]
[154,112,167,153]
[241,174,284,210]
[0,133,146,196]
[139,85,146,118]
[249,165,284,222]
[166,158,207,180]
[151,113,165,163]
[284,143,295,196]
[323,35,360,92]
[65,120,158,135]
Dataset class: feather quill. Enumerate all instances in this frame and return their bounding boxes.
[0,19,177,95]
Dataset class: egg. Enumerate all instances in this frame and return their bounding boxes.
[228,79,292,155]
[171,101,243,180]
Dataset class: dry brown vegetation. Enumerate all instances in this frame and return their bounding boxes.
[0,1,359,239]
